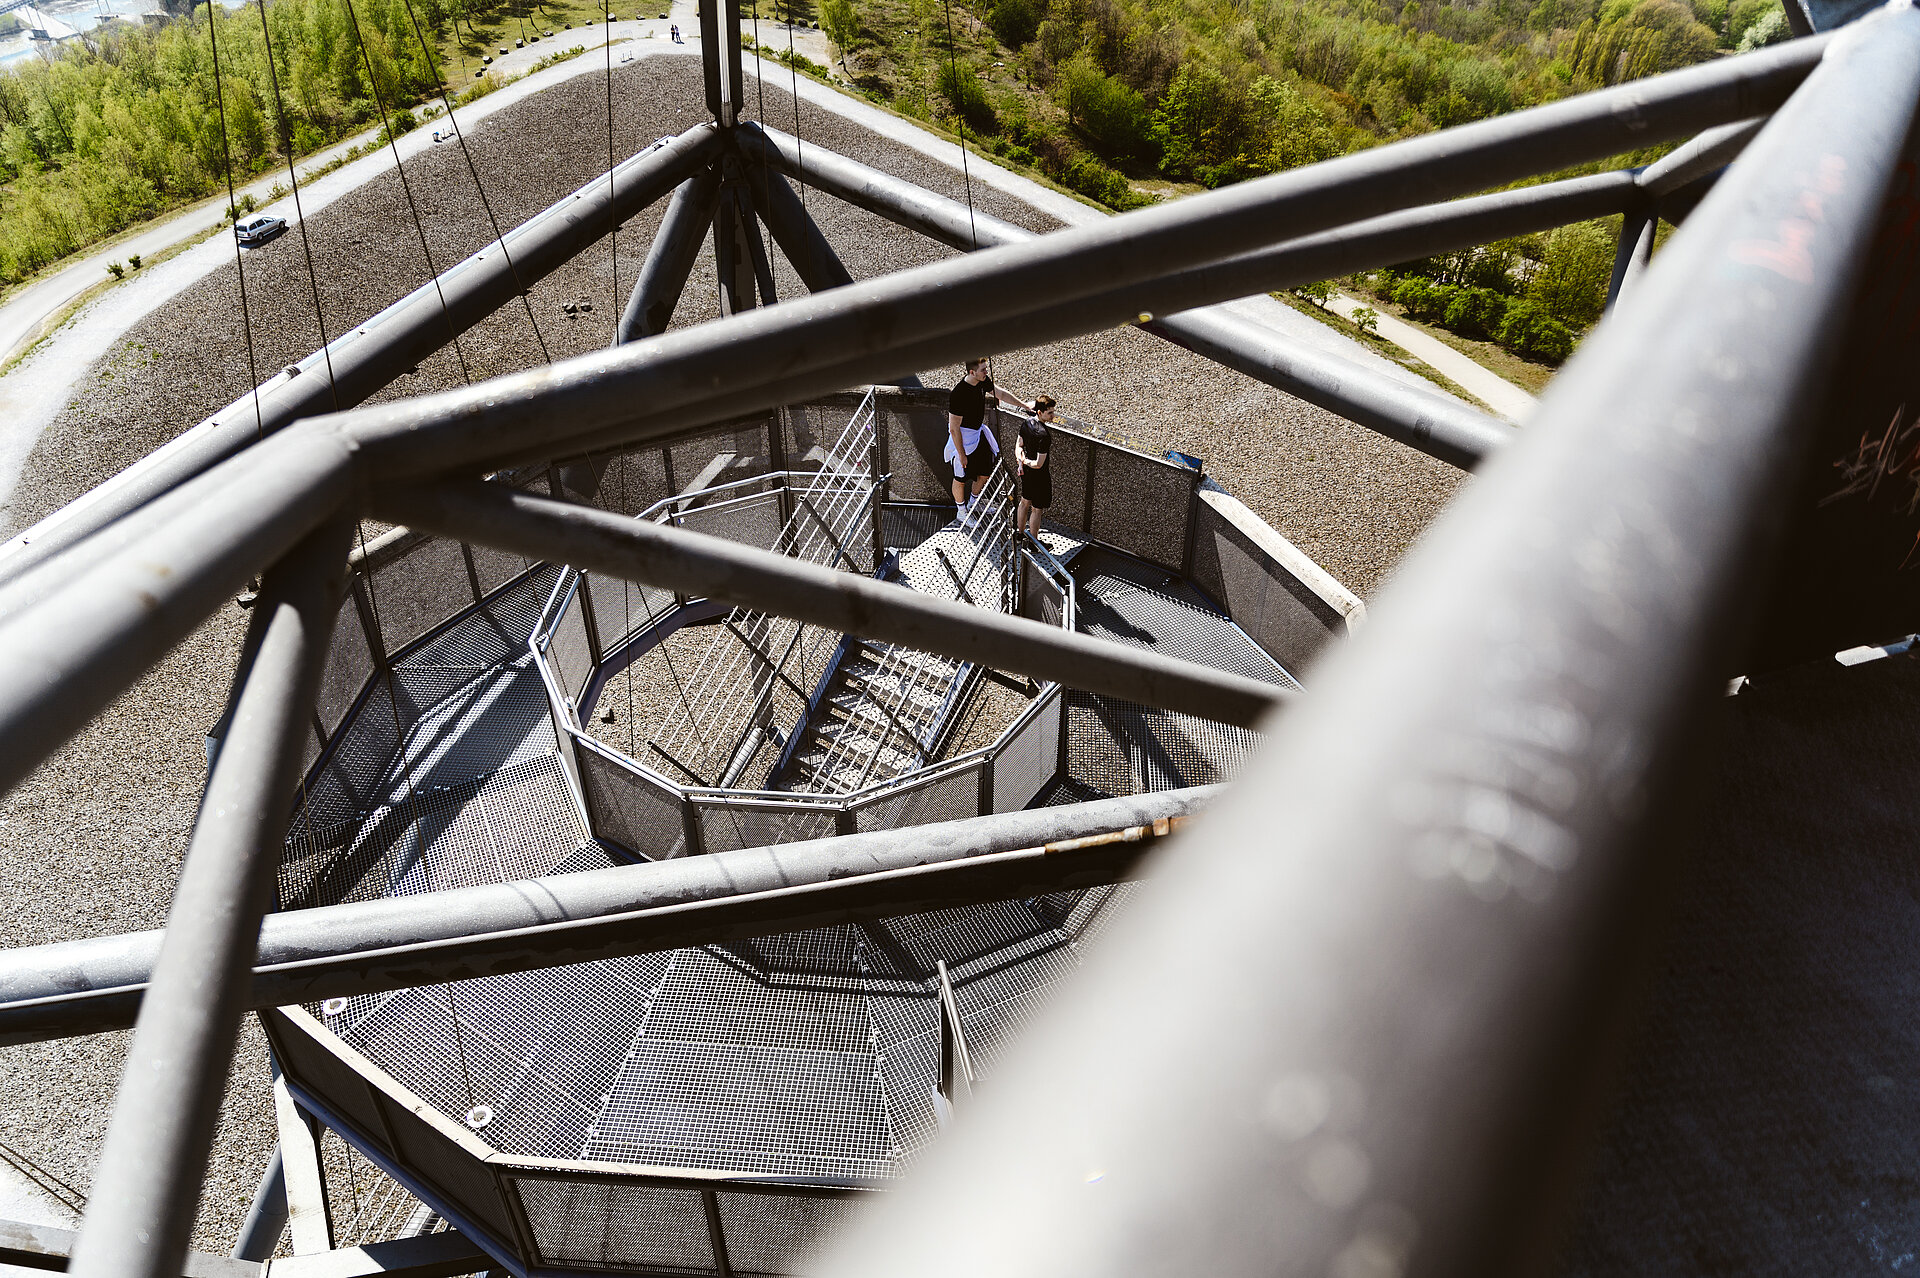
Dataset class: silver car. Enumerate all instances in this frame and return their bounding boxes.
[235,214,285,245]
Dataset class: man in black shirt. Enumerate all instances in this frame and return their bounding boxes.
[1016,394,1056,537]
[946,358,1021,512]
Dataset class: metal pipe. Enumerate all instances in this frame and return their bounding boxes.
[0,123,724,599]
[1638,116,1767,196]
[231,1148,287,1263]
[1142,308,1516,464]
[746,163,856,293]
[375,479,1291,727]
[66,519,350,1278]
[336,35,1832,478]
[0,428,354,799]
[1605,209,1658,311]
[806,16,1920,1278]
[0,787,1215,1042]
[618,166,723,343]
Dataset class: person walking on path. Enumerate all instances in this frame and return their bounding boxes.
[946,357,1021,516]
[1015,394,1055,538]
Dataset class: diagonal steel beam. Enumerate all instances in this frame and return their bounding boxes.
[0,788,1214,1043]
[373,479,1291,726]
[66,520,350,1278]
[618,165,723,343]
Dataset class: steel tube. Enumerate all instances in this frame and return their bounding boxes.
[66,521,349,1278]
[231,1149,287,1263]
[0,428,354,798]
[618,166,723,343]
[1605,209,1658,310]
[746,163,857,293]
[335,36,1831,478]
[0,123,723,598]
[1638,116,1766,196]
[806,16,1920,1278]
[1143,308,1515,464]
[0,788,1214,1043]
[377,479,1290,726]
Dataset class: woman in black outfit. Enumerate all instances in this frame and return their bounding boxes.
[1016,395,1056,538]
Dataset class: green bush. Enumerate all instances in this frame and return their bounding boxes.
[1063,153,1148,209]
[1292,279,1333,307]
[818,0,858,62]
[1527,221,1615,329]
[1441,285,1510,340]
[937,59,997,133]
[987,0,1044,49]
[1496,299,1576,364]
[1392,276,1454,325]
[1055,54,1152,157]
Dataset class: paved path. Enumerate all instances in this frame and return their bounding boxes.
[1326,290,1537,423]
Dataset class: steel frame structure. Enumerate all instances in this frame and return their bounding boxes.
[0,0,1915,1273]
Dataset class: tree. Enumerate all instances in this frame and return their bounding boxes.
[1527,220,1615,328]
[818,0,857,68]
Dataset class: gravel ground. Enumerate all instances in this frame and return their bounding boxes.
[0,50,1462,1256]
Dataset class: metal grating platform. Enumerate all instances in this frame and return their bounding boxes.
[272,496,1306,1261]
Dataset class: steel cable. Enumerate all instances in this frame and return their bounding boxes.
[393,0,553,364]
[340,0,473,385]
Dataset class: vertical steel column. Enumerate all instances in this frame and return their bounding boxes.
[1604,207,1657,311]
[698,0,743,125]
[618,167,723,344]
[808,13,1920,1278]
[713,166,763,317]
[65,519,350,1278]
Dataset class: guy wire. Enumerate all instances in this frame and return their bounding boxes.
[341,0,473,385]
[395,0,553,364]
[254,0,341,412]
[202,2,264,440]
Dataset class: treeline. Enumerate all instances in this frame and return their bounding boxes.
[825,0,1785,348]
[945,0,1787,190]
[0,0,463,287]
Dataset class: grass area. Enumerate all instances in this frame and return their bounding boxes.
[1274,290,1494,414]
[436,0,651,80]
[1343,276,1558,395]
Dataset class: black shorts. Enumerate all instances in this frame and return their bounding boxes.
[1021,468,1052,510]
[962,440,998,482]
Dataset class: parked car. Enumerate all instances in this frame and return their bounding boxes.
[235,214,285,246]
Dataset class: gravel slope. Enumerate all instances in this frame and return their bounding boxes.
[0,51,1463,1255]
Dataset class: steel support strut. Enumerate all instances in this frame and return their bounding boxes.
[66,519,351,1278]
[619,166,723,343]
[800,15,1920,1278]
[0,788,1213,1043]
[747,163,857,294]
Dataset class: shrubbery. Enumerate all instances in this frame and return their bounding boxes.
[1390,264,1578,366]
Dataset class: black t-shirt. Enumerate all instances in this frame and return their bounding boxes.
[948,375,994,432]
[1019,418,1051,467]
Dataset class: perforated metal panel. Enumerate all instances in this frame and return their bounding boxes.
[1088,447,1194,572]
[694,801,839,853]
[993,692,1061,814]
[517,1179,717,1272]
[577,744,690,860]
[369,537,476,659]
[714,1193,866,1277]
